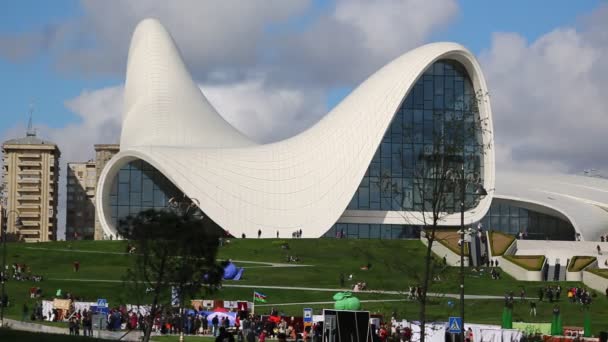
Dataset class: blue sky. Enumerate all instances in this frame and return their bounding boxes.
[0,0,601,133]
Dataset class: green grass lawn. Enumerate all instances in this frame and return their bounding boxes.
[1,239,607,334]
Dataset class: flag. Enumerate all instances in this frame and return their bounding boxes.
[254,291,267,303]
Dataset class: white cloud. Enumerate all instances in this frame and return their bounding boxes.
[202,79,326,143]
[272,0,458,86]
[480,5,608,173]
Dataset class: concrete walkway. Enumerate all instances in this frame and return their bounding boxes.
[25,246,312,268]
[1,318,143,341]
[48,277,506,300]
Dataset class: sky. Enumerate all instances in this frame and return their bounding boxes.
[1,0,607,239]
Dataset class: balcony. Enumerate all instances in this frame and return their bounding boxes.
[17,203,39,210]
[18,194,40,201]
[17,178,40,184]
[18,153,41,159]
[17,186,39,192]
[18,211,40,218]
[19,169,41,175]
[21,220,40,227]
[18,160,41,167]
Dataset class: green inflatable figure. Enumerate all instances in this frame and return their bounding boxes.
[333,292,361,310]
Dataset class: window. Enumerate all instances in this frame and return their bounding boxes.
[109,160,184,229]
[345,60,483,215]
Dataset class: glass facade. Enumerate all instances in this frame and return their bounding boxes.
[479,199,575,241]
[108,159,184,229]
[323,223,421,239]
[346,59,484,213]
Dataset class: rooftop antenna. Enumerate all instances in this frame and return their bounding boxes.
[26,101,36,137]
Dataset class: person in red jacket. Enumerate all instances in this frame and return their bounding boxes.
[379,325,388,342]
[259,330,267,342]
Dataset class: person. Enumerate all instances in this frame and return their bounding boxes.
[83,314,92,336]
[276,230,279,238]
[212,315,220,336]
[529,301,537,316]
[597,245,602,255]
[605,286,608,298]
[216,327,235,342]
[520,288,526,301]
[259,329,267,342]
[258,229,262,239]
[69,317,75,335]
[22,303,29,321]
[465,327,473,342]
[378,325,388,342]
[538,287,544,302]
[73,260,80,272]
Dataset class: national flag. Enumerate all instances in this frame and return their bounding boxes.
[254,291,267,303]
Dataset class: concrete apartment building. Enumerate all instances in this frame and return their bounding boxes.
[2,130,60,242]
[65,161,96,240]
[65,144,119,240]
[93,144,119,240]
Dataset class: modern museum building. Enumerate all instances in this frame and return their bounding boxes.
[96,19,608,242]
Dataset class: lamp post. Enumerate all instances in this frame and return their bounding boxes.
[458,173,486,342]
[1,209,22,327]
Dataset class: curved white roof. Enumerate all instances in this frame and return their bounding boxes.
[96,18,496,238]
[495,171,608,241]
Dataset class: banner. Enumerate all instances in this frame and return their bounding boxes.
[202,311,237,327]
[53,298,71,310]
[512,322,551,335]
[191,300,204,310]
[224,300,238,309]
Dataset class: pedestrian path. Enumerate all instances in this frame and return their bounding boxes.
[48,277,505,300]
[24,246,312,268]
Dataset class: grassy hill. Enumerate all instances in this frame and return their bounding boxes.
[1,239,607,333]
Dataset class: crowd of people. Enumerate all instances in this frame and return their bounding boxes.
[494,284,597,318]
[1,263,44,282]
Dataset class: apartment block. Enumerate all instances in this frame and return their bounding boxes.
[93,144,119,239]
[2,132,60,242]
[65,161,96,240]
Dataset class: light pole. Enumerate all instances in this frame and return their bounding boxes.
[1,209,22,327]
[457,173,486,342]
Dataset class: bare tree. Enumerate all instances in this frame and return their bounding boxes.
[374,88,492,342]
[119,204,224,342]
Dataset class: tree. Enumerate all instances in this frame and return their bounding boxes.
[119,204,224,342]
[377,88,492,342]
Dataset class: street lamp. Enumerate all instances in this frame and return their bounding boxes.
[1,209,22,327]
[457,174,486,342]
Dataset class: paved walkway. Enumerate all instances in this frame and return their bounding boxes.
[25,246,312,268]
[48,278,505,300]
[1,318,142,341]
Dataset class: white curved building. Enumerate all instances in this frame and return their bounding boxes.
[96,19,608,242]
